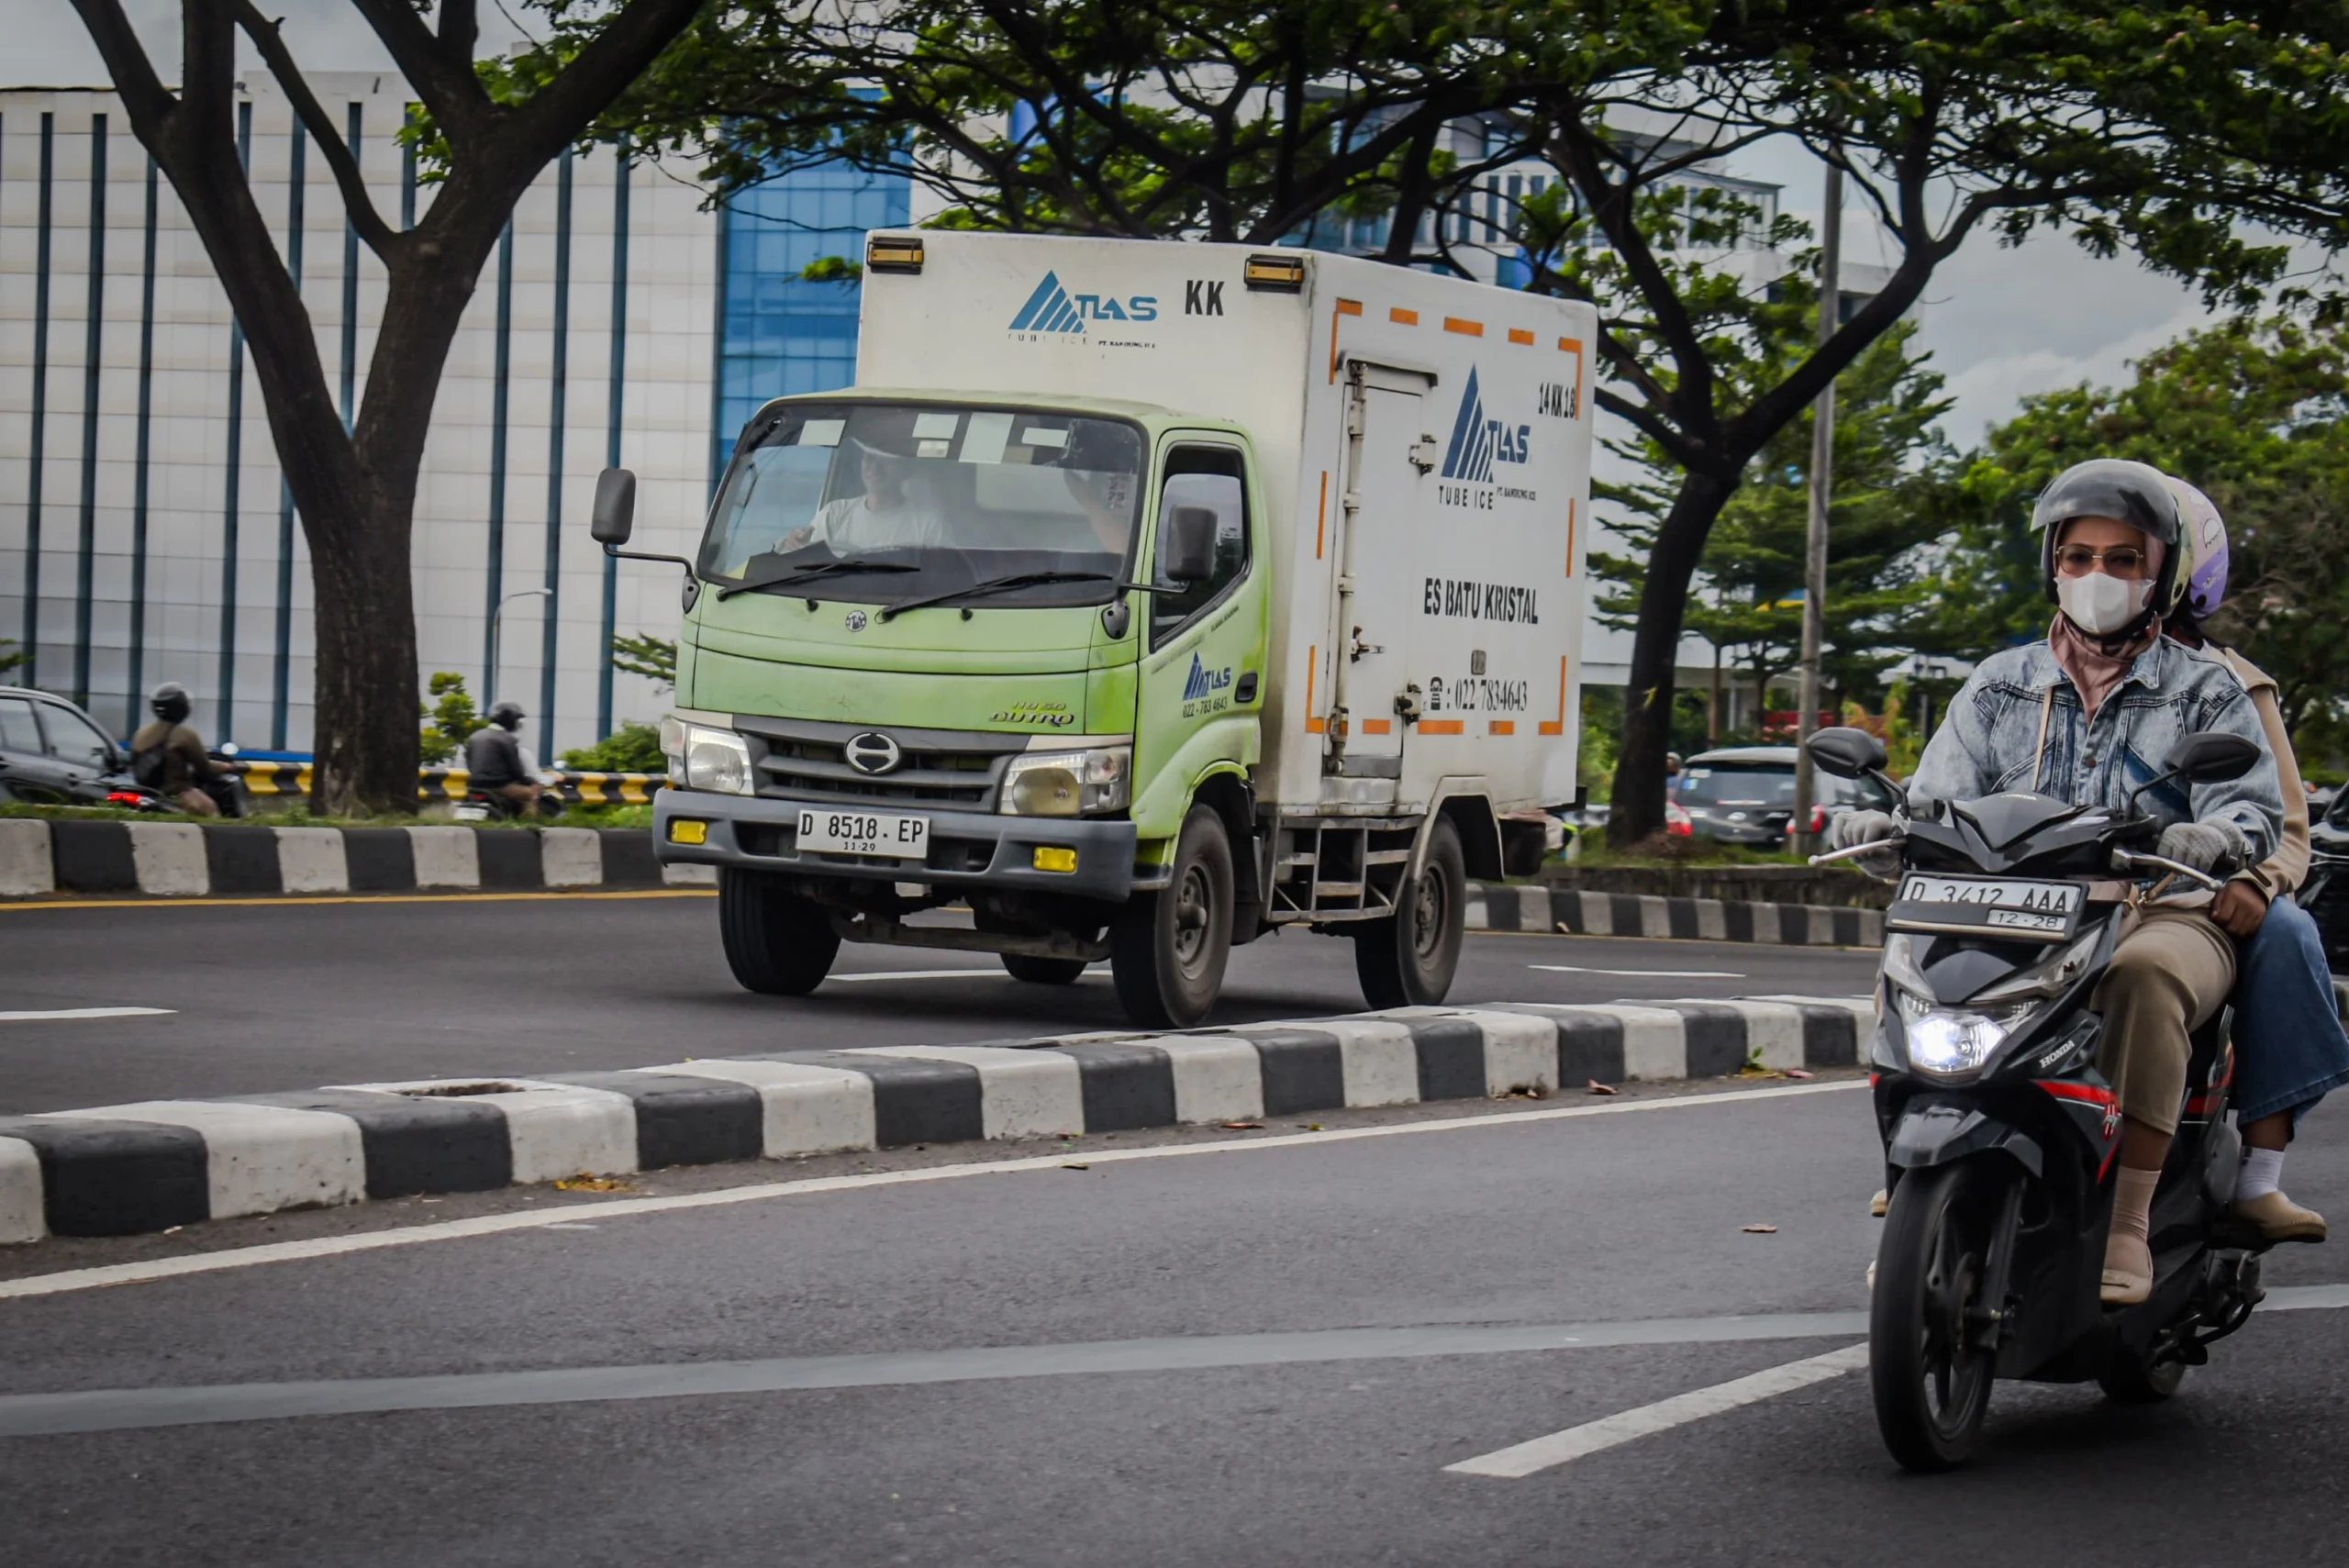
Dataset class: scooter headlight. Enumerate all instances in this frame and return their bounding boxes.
[1892,991,2037,1081]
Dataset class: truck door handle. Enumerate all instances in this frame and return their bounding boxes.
[1235,672,1259,705]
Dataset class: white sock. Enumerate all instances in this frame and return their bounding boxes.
[2239,1147,2286,1203]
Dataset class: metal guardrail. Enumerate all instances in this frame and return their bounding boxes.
[226,760,667,806]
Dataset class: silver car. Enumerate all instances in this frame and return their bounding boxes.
[1675,744,1897,846]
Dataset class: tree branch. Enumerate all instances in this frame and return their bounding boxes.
[234,0,396,256]
[64,0,174,127]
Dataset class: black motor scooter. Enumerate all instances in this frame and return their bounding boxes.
[1806,724,2273,1472]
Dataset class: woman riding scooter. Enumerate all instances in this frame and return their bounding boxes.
[1832,458,2285,1305]
[2160,475,2349,1242]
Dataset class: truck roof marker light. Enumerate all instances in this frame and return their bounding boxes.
[865,235,924,273]
[1444,317,1483,337]
[1246,253,1308,292]
[1390,306,1419,326]
[1508,328,1536,346]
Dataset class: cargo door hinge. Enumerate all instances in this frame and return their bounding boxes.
[1408,436,1438,473]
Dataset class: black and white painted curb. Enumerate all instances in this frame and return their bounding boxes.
[0,820,712,898]
[1466,884,1884,948]
[0,997,1871,1244]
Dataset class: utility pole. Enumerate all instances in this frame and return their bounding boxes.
[1792,159,1842,854]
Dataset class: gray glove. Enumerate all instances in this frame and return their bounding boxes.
[2156,819,2249,877]
[1830,808,1899,851]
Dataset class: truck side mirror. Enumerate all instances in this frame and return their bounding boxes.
[1162,506,1218,584]
[591,468,637,547]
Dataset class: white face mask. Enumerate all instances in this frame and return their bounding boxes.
[2056,570,2154,636]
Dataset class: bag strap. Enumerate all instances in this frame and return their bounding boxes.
[2031,684,2054,794]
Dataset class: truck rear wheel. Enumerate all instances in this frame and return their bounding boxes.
[1112,805,1234,1029]
[1002,954,1088,984]
[718,868,840,995]
[1354,816,1465,1008]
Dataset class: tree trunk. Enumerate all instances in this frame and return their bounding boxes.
[1608,468,1736,845]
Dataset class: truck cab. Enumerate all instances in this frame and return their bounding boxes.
[596,233,1594,1027]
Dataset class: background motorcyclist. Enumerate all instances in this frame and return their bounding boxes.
[2160,476,2346,1243]
[1831,458,2285,1306]
[128,683,226,817]
[464,701,543,813]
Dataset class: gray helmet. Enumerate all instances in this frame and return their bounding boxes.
[2030,459,2186,616]
[488,701,525,731]
[150,683,192,725]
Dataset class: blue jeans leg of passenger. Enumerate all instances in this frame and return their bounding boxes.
[2232,895,2349,1129]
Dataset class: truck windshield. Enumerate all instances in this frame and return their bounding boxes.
[700,402,1146,608]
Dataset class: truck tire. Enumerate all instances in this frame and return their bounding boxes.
[1112,805,1234,1029]
[718,868,840,995]
[1002,954,1088,984]
[1354,816,1466,1008]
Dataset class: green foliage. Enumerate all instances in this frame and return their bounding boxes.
[1920,317,2349,772]
[419,672,482,766]
[0,639,24,678]
[561,722,666,774]
[1594,319,1952,714]
[610,633,677,688]
[799,256,863,284]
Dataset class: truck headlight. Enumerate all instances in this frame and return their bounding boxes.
[670,722,751,795]
[1001,746,1130,817]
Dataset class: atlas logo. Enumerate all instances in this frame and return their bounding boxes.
[1183,653,1232,702]
[1008,272,1161,335]
[1440,366,1531,483]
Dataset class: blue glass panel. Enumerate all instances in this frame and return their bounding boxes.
[713,160,912,476]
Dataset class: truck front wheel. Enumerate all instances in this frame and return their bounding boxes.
[1354,816,1466,1008]
[718,868,841,995]
[1112,806,1234,1029]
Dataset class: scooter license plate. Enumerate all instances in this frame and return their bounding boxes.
[1890,873,2084,941]
[796,808,930,860]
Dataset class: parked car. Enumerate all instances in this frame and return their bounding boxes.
[1674,744,1898,846]
[0,686,143,806]
[2306,784,2349,969]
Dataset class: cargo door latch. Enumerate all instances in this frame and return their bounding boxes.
[1408,436,1439,473]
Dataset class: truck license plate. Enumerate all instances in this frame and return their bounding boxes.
[797,808,930,860]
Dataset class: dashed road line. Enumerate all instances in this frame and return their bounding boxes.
[0,1007,176,1022]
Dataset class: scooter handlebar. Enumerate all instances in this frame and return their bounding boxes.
[1807,837,1905,868]
[2111,849,2229,892]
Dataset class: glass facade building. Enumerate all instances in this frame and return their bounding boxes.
[712,162,909,483]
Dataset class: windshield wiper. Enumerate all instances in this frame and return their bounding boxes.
[878,571,1115,621]
[715,558,920,601]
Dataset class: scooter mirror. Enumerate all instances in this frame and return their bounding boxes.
[1805,726,1887,781]
[2164,729,2261,785]
[590,467,637,547]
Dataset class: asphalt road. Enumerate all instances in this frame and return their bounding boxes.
[5,1073,2349,1566]
[0,892,1879,1112]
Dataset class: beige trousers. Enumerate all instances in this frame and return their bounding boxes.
[2090,909,2236,1135]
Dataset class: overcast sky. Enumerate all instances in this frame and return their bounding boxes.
[21,1,2238,449]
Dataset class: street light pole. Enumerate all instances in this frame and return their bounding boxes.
[487,587,552,711]
[1793,158,1842,854]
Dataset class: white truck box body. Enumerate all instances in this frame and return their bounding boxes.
[854,231,1595,818]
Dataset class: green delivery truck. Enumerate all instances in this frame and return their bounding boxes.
[590,231,1596,1027]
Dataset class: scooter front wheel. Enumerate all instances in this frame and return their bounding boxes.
[1871,1162,1999,1471]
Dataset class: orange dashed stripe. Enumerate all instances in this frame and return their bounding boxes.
[1488,720,1515,736]
[1443,317,1483,337]
[1508,328,1535,346]
[1329,299,1363,382]
[1560,335,1586,419]
[1305,645,1323,733]
[1538,654,1570,735]
[1316,472,1329,559]
[1418,719,1465,735]
[1565,497,1576,577]
[1390,306,1419,326]
[1362,718,1393,736]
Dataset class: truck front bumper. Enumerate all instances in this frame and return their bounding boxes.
[653,789,1140,903]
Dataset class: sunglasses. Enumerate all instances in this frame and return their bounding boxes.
[2053,544,2149,577]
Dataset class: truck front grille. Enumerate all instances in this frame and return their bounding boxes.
[737,717,1024,810]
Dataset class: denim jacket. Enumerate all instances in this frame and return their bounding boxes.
[1909,637,2282,862]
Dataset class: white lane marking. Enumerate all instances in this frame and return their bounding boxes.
[828,968,1104,983]
[0,1007,177,1022]
[1445,1342,1872,1478]
[0,1080,1866,1302]
[1529,965,1745,979]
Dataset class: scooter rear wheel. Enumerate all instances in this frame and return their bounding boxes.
[1871,1162,1999,1471]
